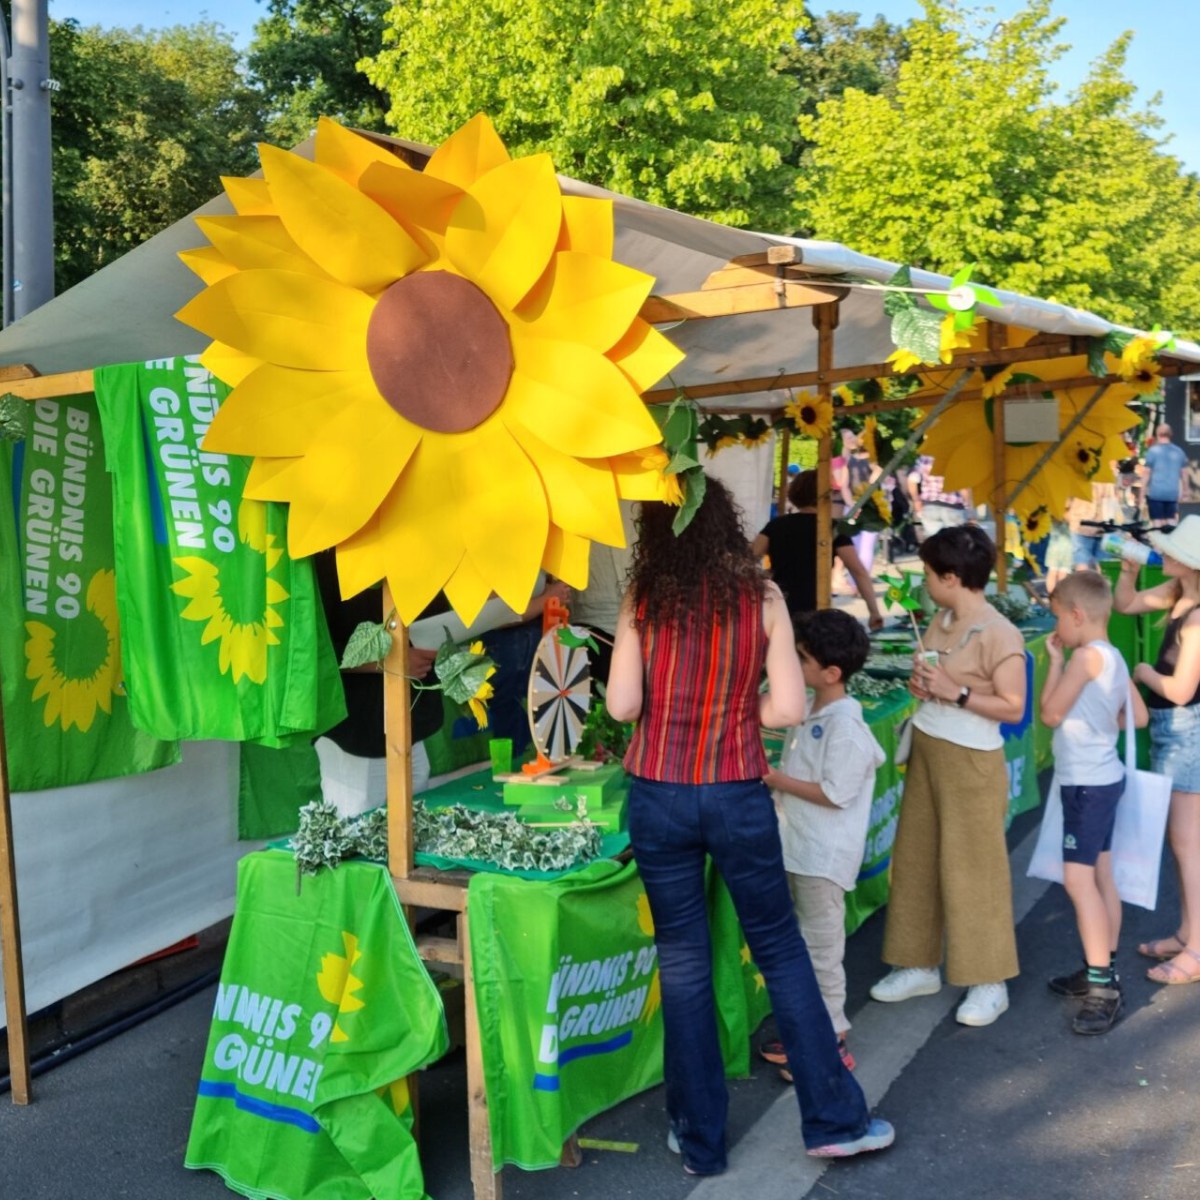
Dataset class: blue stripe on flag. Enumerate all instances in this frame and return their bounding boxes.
[531,1029,635,1092]
[856,855,891,882]
[196,1079,320,1133]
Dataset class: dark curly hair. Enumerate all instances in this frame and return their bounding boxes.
[627,476,764,625]
[793,609,870,682]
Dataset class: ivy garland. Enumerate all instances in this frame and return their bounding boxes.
[291,796,604,877]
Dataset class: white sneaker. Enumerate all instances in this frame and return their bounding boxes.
[956,982,1009,1027]
[869,966,942,1002]
[667,1128,680,1154]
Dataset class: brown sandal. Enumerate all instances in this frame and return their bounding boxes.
[1147,947,1200,986]
[1138,933,1186,961]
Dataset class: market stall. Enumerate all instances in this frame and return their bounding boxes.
[3,112,1200,1197]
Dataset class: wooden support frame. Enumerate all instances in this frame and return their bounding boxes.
[813,304,838,612]
[0,682,31,1105]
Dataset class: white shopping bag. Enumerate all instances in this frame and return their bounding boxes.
[1027,689,1172,911]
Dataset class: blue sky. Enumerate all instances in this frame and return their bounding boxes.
[48,0,1200,172]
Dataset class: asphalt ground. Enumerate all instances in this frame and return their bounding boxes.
[7,785,1200,1200]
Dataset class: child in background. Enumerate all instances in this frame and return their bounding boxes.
[759,610,884,1074]
[1039,571,1148,1035]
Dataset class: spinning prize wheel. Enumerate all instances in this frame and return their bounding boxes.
[527,625,592,764]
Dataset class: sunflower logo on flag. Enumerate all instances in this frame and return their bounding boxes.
[24,569,124,732]
[171,499,289,685]
[316,931,367,1043]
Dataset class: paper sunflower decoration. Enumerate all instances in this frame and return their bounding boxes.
[177,115,684,624]
[914,331,1141,528]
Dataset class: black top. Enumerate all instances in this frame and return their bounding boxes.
[758,512,852,615]
[1148,603,1200,709]
[315,550,445,755]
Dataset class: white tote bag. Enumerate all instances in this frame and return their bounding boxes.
[1027,689,1172,910]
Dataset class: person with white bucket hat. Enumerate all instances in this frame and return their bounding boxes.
[1114,515,1200,984]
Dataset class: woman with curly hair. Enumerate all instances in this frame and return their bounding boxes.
[607,476,894,1176]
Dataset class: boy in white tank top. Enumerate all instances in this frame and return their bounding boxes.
[1039,571,1148,1034]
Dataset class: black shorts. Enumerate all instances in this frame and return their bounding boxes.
[1147,498,1178,522]
[1061,780,1124,866]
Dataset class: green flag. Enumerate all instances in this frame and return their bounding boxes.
[468,859,770,1169]
[186,849,448,1200]
[93,359,346,745]
[0,393,179,790]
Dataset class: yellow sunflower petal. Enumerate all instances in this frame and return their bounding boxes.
[259,142,430,291]
[607,319,686,393]
[558,196,614,258]
[506,336,663,457]
[452,421,548,614]
[360,160,463,243]
[443,555,494,626]
[203,364,385,457]
[543,525,592,589]
[177,270,375,370]
[607,450,669,501]
[514,251,654,353]
[179,246,238,286]
[313,116,406,185]
[252,403,422,558]
[505,420,625,544]
[195,215,327,278]
[444,154,562,312]
[222,175,274,216]
[422,112,511,190]
[333,516,385,600]
[243,454,297,502]
[370,447,467,621]
[200,342,260,388]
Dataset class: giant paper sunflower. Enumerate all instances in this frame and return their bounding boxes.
[911,328,1141,526]
[177,115,684,624]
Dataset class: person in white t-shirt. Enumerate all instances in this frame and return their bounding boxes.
[1040,571,1148,1035]
[759,609,884,1077]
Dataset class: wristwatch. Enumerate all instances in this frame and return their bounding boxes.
[955,686,971,708]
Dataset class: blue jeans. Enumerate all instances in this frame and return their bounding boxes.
[628,776,869,1173]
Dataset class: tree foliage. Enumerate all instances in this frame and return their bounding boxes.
[48,19,267,291]
[792,0,1200,336]
[246,0,392,145]
[362,0,807,230]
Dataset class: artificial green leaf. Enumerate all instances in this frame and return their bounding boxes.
[890,307,943,363]
[1086,336,1108,378]
[672,468,708,536]
[340,620,393,669]
[882,265,915,317]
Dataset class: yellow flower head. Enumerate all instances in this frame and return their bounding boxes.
[981,367,1015,399]
[1123,361,1162,396]
[886,347,923,375]
[178,115,684,625]
[661,472,684,507]
[1118,335,1157,378]
[1023,508,1050,543]
[834,384,859,407]
[938,314,973,364]
[784,391,831,439]
[468,677,495,728]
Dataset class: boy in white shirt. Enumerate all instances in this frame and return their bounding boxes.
[1040,570,1148,1035]
[759,610,884,1075]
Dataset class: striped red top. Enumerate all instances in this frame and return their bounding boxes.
[623,584,768,783]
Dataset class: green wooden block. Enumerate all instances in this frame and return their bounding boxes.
[502,762,625,810]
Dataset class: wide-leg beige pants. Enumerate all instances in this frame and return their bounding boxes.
[881,727,1019,986]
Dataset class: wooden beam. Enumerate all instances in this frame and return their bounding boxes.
[640,280,845,323]
[1,369,93,400]
[461,908,500,1200]
[642,336,1083,404]
[0,364,37,382]
[992,396,1009,593]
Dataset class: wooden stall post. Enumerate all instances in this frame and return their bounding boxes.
[381,586,415,881]
[776,426,791,517]
[814,303,839,611]
[991,387,1009,593]
[0,682,32,1104]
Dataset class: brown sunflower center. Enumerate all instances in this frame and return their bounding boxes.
[366,270,514,433]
